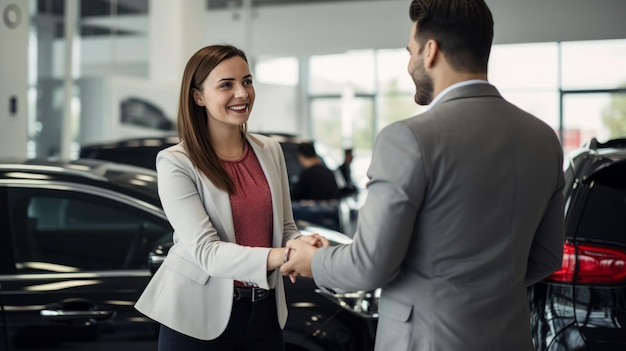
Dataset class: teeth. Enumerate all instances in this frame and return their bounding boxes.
[230,105,246,111]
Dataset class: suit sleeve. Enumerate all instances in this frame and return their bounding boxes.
[311,122,427,291]
[525,155,566,286]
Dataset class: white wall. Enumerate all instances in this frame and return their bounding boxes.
[488,0,626,44]
[0,0,29,158]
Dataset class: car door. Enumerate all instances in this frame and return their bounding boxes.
[0,284,7,351]
[0,182,171,351]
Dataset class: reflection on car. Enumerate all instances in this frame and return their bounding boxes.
[529,138,626,350]
[0,158,377,351]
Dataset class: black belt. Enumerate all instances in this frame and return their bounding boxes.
[234,287,272,302]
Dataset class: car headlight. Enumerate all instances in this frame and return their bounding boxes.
[319,288,380,319]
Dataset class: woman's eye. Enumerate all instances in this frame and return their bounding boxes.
[243,79,253,86]
[220,82,233,89]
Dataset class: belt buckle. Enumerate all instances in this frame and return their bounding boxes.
[252,288,268,302]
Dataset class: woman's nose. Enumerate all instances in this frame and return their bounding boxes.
[234,84,249,98]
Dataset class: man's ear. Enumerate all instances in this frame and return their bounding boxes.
[192,89,204,106]
[424,39,439,68]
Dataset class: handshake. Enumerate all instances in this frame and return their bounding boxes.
[280,234,330,283]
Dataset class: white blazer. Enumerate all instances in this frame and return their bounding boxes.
[135,133,301,340]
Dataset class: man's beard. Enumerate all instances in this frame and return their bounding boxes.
[411,57,434,106]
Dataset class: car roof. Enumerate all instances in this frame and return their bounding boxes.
[1,157,151,176]
[78,131,341,172]
[568,138,626,180]
[0,158,160,205]
[79,132,314,148]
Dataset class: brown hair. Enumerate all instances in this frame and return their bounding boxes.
[177,44,248,194]
[409,0,493,73]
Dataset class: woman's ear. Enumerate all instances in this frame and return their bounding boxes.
[192,89,204,106]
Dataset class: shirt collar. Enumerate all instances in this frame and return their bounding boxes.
[426,79,490,110]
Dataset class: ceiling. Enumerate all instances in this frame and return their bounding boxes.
[35,0,374,17]
[35,0,375,38]
[32,0,626,56]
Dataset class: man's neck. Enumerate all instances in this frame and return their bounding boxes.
[433,71,488,98]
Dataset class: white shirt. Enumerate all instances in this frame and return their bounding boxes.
[426,79,490,110]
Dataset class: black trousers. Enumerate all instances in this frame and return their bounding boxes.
[157,290,285,351]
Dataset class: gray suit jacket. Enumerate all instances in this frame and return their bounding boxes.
[311,83,565,350]
[135,133,301,340]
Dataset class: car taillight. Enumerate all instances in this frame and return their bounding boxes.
[547,242,626,284]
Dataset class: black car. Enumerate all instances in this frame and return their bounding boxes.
[529,138,626,350]
[0,159,377,351]
[120,97,174,131]
[79,133,358,236]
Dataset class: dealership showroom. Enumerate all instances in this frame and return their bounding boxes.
[2,0,626,350]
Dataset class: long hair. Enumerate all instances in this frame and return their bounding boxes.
[409,0,493,73]
[177,44,248,194]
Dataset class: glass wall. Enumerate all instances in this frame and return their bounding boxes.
[28,0,150,159]
[560,40,626,152]
[24,2,626,176]
[308,49,424,191]
[489,42,560,132]
[307,39,626,170]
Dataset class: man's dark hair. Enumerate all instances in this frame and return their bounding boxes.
[298,142,318,158]
[409,0,493,73]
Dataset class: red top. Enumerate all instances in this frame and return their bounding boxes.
[221,141,273,287]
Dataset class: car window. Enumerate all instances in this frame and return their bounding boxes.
[7,187,172,273]
[577,162,626,244]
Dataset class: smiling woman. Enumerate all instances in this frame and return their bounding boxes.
[133,44,325,351]
[192,55,255,133]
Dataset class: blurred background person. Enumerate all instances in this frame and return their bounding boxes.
[291,142,340,201]
[337,148,358,199]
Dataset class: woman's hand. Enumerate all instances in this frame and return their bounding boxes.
[268,248,290,271]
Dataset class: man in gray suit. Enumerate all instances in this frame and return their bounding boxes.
[280,0,565,350]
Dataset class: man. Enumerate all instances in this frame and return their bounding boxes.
[281,1,565,350]
[337,148,358,198]
[291,142,341,200]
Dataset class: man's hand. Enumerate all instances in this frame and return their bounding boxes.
[281,234,329,282]
[298,233,330,248]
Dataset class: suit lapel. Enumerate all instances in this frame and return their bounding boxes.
[199,168,236,242]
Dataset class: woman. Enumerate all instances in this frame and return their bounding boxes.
[135,44,325,350]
